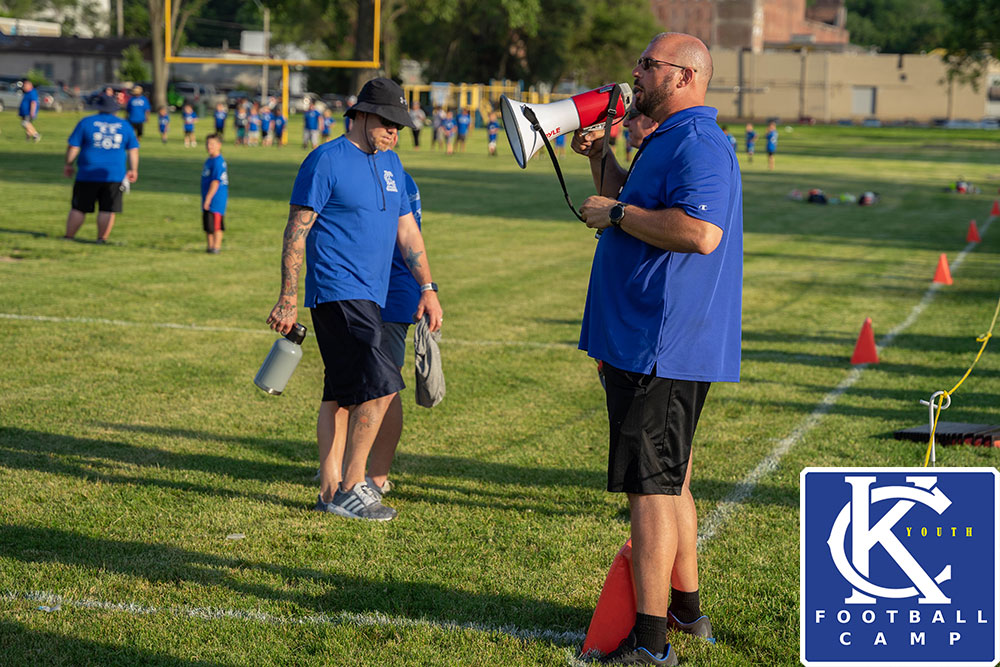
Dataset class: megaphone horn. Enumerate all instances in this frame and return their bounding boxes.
[500,83,633,169]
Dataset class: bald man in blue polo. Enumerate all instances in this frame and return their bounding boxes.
[572,32,742,665]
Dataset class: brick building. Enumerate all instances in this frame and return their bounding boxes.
[649,0,849,52]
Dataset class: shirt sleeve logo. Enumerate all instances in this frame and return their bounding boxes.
[383,170,398,193]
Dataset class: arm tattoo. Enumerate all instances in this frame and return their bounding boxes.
[404,247,423,272]
[280,205,317,299]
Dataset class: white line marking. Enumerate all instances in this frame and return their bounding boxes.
[0,313,577,349]
[697,217,994,550]
[1,590,586,646]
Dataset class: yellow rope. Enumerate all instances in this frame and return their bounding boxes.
[923,294,1000,466]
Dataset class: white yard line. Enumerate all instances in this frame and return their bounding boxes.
[0,313,577,349]
[2,590,586,646]
[697,217,993,550]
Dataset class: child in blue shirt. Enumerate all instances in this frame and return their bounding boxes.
[321,109,334,142]
[158,106,170,144]
[273,109,286,147]
[455,108,471,152]
[765,121,778,171]
[487,112,500,156]
[201,133,229,254]
[745,123,756,163]
[261,107,273,146]
[213,103,228,137]
[183,104,198,147]
[248,105,260,146]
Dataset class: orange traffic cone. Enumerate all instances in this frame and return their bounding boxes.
[581,540,636,657]
[991,200,1000,217]
[967,220,981,243]
[933,253,953,285]
[851,317,879,365]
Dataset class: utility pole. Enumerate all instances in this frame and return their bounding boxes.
[117,0,124,36]
[262,7,270,105]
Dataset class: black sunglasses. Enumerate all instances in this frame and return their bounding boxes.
[377,117,403,131]
[636,56,696,73]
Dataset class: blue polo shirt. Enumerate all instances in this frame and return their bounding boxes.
[201,154,229,214]
[68,113,139,182]
[580,106,743,383]
[19,88,38,118]
[126,95,150,124]
[290,136,411,307]
[381,172,422,324]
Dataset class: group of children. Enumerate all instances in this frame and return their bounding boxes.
[722,121,779,169]
[156,102,289,149]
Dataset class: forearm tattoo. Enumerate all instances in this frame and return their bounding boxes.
[404,247,423,273]
[280,205,317,299]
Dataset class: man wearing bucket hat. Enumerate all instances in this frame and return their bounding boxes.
[571,32,743,665]
[267,77,442,522]
[63,93,140,243]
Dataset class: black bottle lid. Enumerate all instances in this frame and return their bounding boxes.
[285,323,307,345]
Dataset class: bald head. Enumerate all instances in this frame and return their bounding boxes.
[650,32,713,84]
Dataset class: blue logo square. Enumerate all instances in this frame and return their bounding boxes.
[801,468,999,666]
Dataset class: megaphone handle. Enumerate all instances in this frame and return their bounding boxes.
[521,105,586,223]
[594,84,623,240]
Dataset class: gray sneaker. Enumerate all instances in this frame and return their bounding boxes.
[313,493,352,518]
[332,482,397,521]
[365,475,393,498]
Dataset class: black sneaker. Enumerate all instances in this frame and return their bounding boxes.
[667,610,715,643]
[598,632,678,666]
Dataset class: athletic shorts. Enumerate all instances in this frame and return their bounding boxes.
[380,321,410,368]
[237,127,246,139]
[310,300,405,406]
[20,118,34,127]
[304,129,319,144]
[72,180,124,213]
[202,210,225,233]
[131,121,144,137]
[216,125,225,135]
[602,362,710,495]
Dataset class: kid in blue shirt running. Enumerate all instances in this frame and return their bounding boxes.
[158,106,170,144]
[183,104,198,147]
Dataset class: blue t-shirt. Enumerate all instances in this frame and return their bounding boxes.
[19,88,38,118]
[67,113,139,182]
[158,113,170,133]
[487,121,499,140]
[745,129,756,150]
[214,109,227,129]
[274,115,286,135]
[183,111,197,132]
[456,113,471,136]
[126,95,150,124]
[443,118,456,133]
[766,129,778,152]
[289,136,411,307]
[580,106,743,383]
[260,110,272,132]
[201,154,229,214]
[381,173,422,324]
[304,109,320,130]
[322,116,334,136]
[249,114,260,132]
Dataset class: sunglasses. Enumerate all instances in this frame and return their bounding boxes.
[377,117,403,131]
[636,56,696,73]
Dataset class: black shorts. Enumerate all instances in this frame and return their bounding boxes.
[310,300,405,406]
[216,126,225,135]
[72,181,124,213]
[602,363,710,495]
[202,210,225,233]
[131,121,143,137]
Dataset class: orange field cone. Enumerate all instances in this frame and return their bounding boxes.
[933,253,953,285]
[581,540,636,657]
[991,200,1000,217]
[850,317,879,365]
[967,220,981,243]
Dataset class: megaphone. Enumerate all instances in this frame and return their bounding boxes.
[500,83,633,169]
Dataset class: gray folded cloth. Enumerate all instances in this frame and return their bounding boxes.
[414,314,445,408]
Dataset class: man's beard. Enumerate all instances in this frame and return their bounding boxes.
[634,79,670,117]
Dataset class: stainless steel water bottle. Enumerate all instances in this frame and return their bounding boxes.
[254,323,307,395]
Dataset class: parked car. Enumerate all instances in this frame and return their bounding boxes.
[0,81,23,112]
[38,86,85,112]
[170,82,223,109]
[84,84,131,108]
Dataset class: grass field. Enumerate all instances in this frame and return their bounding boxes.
[0,110,998,666]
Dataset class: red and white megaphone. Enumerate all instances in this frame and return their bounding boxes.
[500,83,633,169]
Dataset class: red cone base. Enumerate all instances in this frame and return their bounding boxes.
[581,540,636,656]
[933,253,953,285]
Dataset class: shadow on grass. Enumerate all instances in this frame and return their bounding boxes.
[0,620,225,666]
[0,524,590,635]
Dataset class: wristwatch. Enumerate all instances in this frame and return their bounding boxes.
[420,282,439,293]
[609,202,626,228]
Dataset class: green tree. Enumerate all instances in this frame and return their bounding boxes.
[117,44,152,83]
[844,0,948,54]
[25,68,52,86]
[941,0,1000,87]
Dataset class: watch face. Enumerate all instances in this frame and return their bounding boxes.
[610,204,625,223]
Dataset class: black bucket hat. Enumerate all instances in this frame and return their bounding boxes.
[344,77,415,129]
[93,93,120,113]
